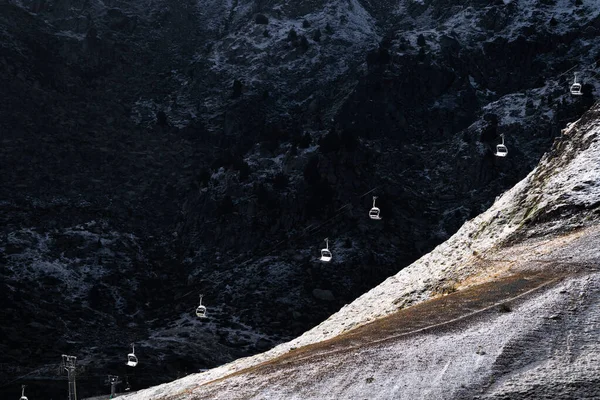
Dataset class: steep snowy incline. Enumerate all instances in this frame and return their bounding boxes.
[115,102,600,399]
[145,253,600,399]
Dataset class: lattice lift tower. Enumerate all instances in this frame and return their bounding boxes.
[62,355,77,400]
[106,375,122,398]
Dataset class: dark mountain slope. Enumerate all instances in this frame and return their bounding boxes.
[1,0,600,398]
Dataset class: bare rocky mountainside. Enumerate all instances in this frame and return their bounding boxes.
[1,0,600,398]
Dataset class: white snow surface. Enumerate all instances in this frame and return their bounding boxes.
[122,270,600,399]
[117,104,600,399]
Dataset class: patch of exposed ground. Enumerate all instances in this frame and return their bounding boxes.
[169,266,600,399]
[175,270,563,396]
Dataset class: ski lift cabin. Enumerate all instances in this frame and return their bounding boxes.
[495,134,508,157]
[320,238,332,262]
[196,305,207,318]
[196,294,207,319]
[369,196,382,220]
[571,73,583,96]
[495,144,508,157]
[126,343,138,367]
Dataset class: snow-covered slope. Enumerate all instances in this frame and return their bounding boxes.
[117,102,600,398]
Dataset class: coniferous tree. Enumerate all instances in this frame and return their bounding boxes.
[298,132,312,148]
[232,79,243,98]
[313,28,322,42]
[303,155,320,184]
[156,110,168,126]
[217,195,234,215]
[288,28,298,42]
[300,35,309,52]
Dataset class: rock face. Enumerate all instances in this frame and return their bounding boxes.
[1,0,600,398]
[117,100,600,400]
